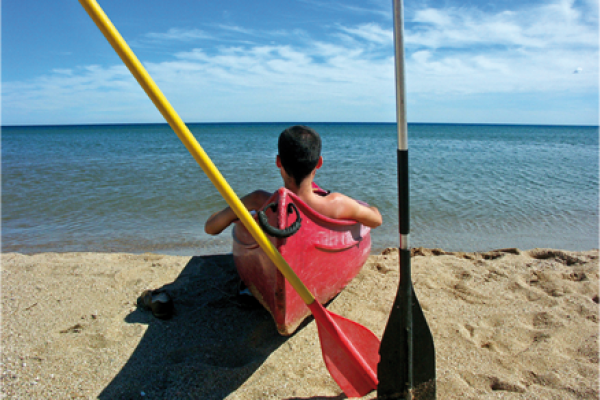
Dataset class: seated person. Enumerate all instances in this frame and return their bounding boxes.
[205,125,382,235]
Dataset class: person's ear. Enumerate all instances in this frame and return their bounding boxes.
[276,155,282,168]
[316,156,323,170]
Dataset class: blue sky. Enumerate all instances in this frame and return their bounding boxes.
[2,0,598,125]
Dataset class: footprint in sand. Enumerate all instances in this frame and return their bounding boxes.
[457,321,502,353]
[507,277,559,307]
[460,372,526,394]
[60,323,85,334]
[532,311,564,329]
[489,376,526,393]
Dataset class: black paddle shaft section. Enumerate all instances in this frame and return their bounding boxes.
[398,149,410,235]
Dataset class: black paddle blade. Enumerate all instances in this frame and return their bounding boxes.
[378,250,436,399]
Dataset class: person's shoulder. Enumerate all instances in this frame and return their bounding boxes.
[325,192,354,203]
[321,192,360,213]
[248,190,272,209]
[253,189,272,198]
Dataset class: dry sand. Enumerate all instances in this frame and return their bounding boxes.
[1,248,598,399]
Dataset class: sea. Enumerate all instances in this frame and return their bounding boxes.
[2,123,598,256]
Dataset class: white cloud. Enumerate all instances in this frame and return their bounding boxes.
[338,23,392,44]
[582,0,599,24]
[52,69,73,76]
[401,0,598,96]
[144,28,212,42]
[297,0,391,19]
[408,0,597,49]
[215,24,256,36]
[2,65,153,124]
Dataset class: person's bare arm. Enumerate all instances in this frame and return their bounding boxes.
[204,190,271,235]
[327,193,383,228]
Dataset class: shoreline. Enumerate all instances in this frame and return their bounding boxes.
[3,240,599,258]
[2,248,598,399]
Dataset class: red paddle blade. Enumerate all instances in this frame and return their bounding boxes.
[308,302,380,397]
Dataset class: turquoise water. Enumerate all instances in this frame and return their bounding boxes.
[2,123,598,255]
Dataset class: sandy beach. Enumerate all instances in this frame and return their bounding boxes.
[1,248,598,399]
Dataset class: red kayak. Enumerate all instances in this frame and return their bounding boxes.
[232,186,372,335]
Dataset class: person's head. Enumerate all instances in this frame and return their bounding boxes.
[277,125,322,186]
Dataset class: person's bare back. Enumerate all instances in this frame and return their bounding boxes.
[288,182,381,228]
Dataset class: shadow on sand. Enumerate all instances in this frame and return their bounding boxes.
[98,254,291,399]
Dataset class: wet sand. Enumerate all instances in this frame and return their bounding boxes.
[1,248,598,399]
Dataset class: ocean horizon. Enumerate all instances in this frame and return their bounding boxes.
[2,122,598,255]
[4,121,599,128]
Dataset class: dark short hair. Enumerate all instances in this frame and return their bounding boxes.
[278,125,322,186]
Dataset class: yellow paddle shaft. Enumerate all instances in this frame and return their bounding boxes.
[79,0,315,305]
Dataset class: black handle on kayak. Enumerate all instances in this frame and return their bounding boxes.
[258,202,302,238]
